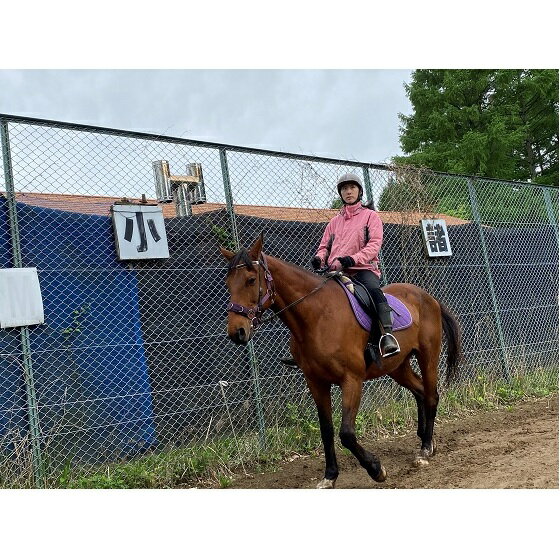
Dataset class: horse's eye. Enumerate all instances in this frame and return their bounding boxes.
[247,277,256,286]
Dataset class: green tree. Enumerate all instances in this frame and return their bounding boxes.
[378,167,472,220]
[330,196,343,209]
[395,70,559,186]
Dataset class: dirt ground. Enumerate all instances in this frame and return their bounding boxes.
[228,395,558,489]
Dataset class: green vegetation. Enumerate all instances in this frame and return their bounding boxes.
[208,222,236,251]
[1,367,556,489]
[377,164,557,224]
[396,69,559,185]
[330,197,343,210]
[377,167,473,220]
[61,304,91,337]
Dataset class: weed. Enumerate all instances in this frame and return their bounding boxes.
[218,475,233,488]
[209,223,235,251]
[61,304,91,337]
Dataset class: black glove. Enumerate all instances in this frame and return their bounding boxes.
[311,256,322,270]
[337,256,356,269]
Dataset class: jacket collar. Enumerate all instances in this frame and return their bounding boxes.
[341,201,363,220]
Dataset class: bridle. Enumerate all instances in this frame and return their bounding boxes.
[226,252,332,332]
[226,252,276,329]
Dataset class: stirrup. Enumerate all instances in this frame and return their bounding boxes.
[379,333,400,358]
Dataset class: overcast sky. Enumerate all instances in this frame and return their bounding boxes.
[0,69,413,164]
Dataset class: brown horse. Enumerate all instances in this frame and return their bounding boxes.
[220,234,462,488]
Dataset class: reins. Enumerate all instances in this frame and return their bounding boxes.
[227,253,331,330]
[259,274,331,325]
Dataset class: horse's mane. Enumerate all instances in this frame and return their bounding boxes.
[229,247,322,286]
[266,253,324,286]
[228,249,319,280]
[228,248,256,272]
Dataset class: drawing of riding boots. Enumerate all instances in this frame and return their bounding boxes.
[376,301,400,357]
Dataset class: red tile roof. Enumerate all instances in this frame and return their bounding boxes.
[2,192,470,225]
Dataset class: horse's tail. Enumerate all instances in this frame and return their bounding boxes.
[440,302,462,384]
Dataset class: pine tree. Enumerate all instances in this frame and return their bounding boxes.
[395,70,559,186]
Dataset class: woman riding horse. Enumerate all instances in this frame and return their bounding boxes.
[282,173,398,367]
[220,233,462,489]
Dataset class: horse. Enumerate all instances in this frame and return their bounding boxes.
[220,234,462,488]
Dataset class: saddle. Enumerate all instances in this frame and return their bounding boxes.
[331,273,412,367]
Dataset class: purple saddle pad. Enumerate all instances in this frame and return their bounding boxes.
[337,279,413,332]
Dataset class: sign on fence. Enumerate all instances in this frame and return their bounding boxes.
[420,219,452,257]
[111,203,170,260]
[0,267,44,328]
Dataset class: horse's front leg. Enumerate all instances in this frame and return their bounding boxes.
[339,377,387,483]
[306,377,338,488]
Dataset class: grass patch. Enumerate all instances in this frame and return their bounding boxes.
[2,367,557,488]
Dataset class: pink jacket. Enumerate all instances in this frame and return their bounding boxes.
[316,202,383,277]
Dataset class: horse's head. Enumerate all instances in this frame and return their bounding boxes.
[220,233,275,344]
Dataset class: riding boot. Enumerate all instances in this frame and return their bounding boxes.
[376,302,400,357]
[279,355,298,369]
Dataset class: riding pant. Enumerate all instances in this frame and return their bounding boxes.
[351,269,387,307]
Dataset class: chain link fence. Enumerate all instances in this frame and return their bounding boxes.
[0,114,558,487]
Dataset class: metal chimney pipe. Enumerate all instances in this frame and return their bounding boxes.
[152,160,173,202]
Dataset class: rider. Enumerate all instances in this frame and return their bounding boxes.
[280,173,399,367]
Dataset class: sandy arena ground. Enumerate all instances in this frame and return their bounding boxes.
[227,395,558,489]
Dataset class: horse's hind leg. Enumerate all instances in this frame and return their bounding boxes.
[415,351,440,466]
[339,377,386,483]
[306,377,339,489]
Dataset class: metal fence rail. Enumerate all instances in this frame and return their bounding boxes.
[0,113,558,487]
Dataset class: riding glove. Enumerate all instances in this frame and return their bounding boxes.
[311,256,322,270]
[337,256,356,269]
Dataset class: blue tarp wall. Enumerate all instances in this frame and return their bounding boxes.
[0,199,156,466]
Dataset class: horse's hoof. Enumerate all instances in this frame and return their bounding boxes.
[316,478,336,489]
[374,465,387,483]
[412,448,431,467]
[412,440,436,467]
[412,456,430,468]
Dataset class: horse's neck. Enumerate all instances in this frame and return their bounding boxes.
[267,255,323,335]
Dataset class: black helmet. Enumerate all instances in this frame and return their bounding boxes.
[337,173,364,201]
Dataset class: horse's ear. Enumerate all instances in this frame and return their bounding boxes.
[220,246,236,261]
[249,232,264,259]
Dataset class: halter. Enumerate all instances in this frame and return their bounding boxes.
[226,252,276,329]
[226,252,332,332]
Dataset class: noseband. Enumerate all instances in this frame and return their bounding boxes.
[227,252,276,330]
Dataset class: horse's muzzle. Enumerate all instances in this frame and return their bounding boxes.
[230,326,252,345]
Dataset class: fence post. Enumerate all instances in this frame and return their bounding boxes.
[542,187,558,241]
[219,148,266,450]
[362,165,374,204]
[0,118,45,487]
[362,166,389,285]
[219,148,240,250]
[467,178,511,379]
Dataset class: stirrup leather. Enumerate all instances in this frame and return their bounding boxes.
[378,333,400,357]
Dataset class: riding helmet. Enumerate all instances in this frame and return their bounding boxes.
[337,173,364,200]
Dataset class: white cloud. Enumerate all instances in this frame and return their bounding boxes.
[0,69,413,163]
